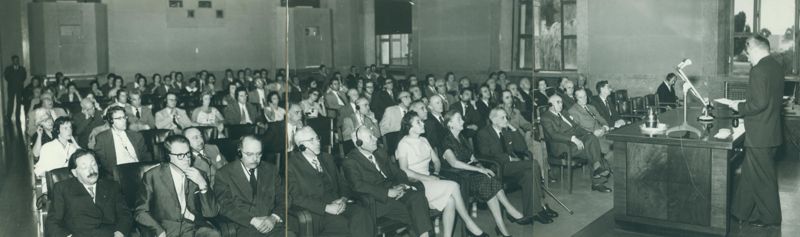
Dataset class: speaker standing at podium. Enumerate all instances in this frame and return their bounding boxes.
[724,35,784,227]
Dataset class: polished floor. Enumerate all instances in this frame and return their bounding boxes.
[0,120,38,237]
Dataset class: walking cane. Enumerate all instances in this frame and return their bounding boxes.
[542,184,574,215]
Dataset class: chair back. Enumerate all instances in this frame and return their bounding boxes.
[226,124,257,140]
[306,117,333,151]
[113,161,160,208]
[139,129,174,162]
[192,126,219,141]
[208,138,239,162]
[45,167,75,195]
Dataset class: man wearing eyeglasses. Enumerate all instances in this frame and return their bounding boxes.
[94,106,150,176]
[214,136,292,236]
[156,92,197,133]
[380,91,412,154]
[371,78,396,121]
[287,126,371,236]
[135,135,220,237]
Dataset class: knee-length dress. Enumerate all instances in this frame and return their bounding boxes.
[396,136,460,211]
[439,132,503,202]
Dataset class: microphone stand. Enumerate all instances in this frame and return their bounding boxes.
[665,61,707,138]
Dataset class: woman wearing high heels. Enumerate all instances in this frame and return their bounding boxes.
[440,110,526,237]
[396,111,488,237]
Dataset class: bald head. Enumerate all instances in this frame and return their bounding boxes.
[428,95,444,114]
[489,108,508,128]
[294,126,320,155]
[548,94,564,112]
[183,127,204,149]
[353,125,378,152]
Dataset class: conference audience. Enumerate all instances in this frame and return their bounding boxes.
[135,135,220,237]
[568,88,614,153]
[395,111,488,237]
[249,79,269,108]
[34,116,80,177]
[94,106,151,176]
[58,83,82,104]
[214,136,292,236]
[73,98,105,148]
[222,84,239,106]
[556,78,576,111]
[285,103,305,153]
[371,77,396,121]
[422,95,449,150]
[300,89,326,118]
[223,88,259,125]
[27,92,68,137]
[534,80,550,107]
[590,80,627,128]
[263,91,286,122]
[341,97,381,155]
[379,91,412,154]
[156,92,197,132]
[517,77,535,121]
[126,91,156,132]
[288,126,372,236]
[475,85,496,126]
[45,150,133,237]
[323,78,347,119]
[448,89,480,135]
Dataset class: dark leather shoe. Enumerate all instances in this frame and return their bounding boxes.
[592,168,610,178]
[505,213,533,225]
[467,231,489,237]
[495,226,512,237]
[542,204,559,218]
[748,221,774,228]
[592,184,613,193]
[532,214,554,224]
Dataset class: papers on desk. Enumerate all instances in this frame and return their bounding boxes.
[714,98,745,107]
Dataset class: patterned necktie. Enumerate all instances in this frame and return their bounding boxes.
[311,158,322,172]
[367,155,387,178]
[87,186,96,203]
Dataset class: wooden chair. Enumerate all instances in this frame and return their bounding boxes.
[192,125,219,141]
[544,141,588,194]
[226,124,258,140]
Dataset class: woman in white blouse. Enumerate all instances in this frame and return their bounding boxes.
[192,92,225,137]
[264,91,286,122]
[35,116,80,177]
[300,89,326,118]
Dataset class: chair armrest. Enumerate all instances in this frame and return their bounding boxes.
[475,158,503,178]
[289,207,314,237]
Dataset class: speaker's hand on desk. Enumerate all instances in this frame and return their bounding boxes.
[571,136,585,150]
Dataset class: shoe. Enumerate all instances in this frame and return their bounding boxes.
[495,226,512,237]
[592,168,610,178]
[542,204,559,218]
[532,214,554,224]
[505,212,533,225]
[748,221,775,228]
[592,184,613,193]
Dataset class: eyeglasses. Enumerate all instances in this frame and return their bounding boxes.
[299,136,320,144]
[242,151,262,157]
[170,151,192,160]
[112,116,128,120]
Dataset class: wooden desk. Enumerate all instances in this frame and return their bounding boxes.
[606,107,745,236]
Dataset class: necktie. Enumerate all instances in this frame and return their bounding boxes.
[172,109,182,129]
[367,155,387,178]
[498,131,509,154]
[135,108,141,119]
[87,186,96,203]
[558,113,573,127]
[311,158,322,172]
[248,169,258,198]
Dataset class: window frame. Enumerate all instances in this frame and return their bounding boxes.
[375,34,411,66]
[730,0,800,77]
[525,0,578,73]
[515,0,534,71]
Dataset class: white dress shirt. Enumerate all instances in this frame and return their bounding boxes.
[35,139,80,177]
[111,129,139,165]
[239,103,253,124]
[169,165,195,221]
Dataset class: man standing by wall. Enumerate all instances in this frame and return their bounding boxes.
[724,35,784,228]
[4,55,26,121]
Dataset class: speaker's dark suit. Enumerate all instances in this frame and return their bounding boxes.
[731,56,785,225]
[134,164,219,236]
[214,160,291,237]
[475,126,542,217]
[342,148,433,236]
[45,178,133,237]
[287,152,371,236]
[540,110,606,186]
[94,130,151,176]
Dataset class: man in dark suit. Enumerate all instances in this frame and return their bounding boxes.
[288,126,372,236]
[4,55,26,120]
[45,149,133,237]
[342,126,434,237]
[371,78,397,121]
[94,106,151,176]
[185,127,228,186]
[476,108,553,224]
[223,88,259,125]
[541,95,611,193]
[423,95,449,150]
[214,136,292,236]
[73,98,105,148]
[656,73,679,107]
[519,77,535,122]
[448,89,480,137]
[135,135,220,237]
[724,36,784,227]
[476,85,497,127]
[126,91,156,131]
[591,80,627,128]
[556,78,576,112]
[323,78,347,119]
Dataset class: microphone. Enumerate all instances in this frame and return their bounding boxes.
[676,58,693,70]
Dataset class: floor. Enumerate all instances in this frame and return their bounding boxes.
[0,120,38,237]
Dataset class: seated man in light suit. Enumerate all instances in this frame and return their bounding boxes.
[323,78,347,119]
[184,127,227,186]
[223,88,259,125]
[94,106,151,176]
[340,97,381,155]
[27,92,68,137]
[541,94,611,193]
[45,149,133,237]
[155,92,197,133]
[567,88,613,153]
[126,90,155,131]
[287,126,372,236]
[135,135,220,237]
[379,91,412,154]
[214,136,293,237]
